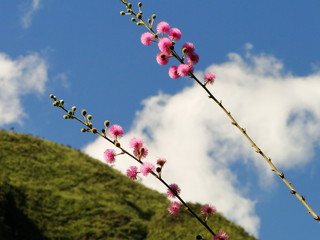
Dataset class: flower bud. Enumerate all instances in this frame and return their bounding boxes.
[80,128,86,132]
[92,128,97,134]
[104,120,110,128]
[137,13,142,19]
[138,2,142,7]
[59,100,64,106]
[131,17,136,22]
[151,14,156,19]
[67,111,72,115]
[71,106,76,112]
[87,114,92,121]
[63,115,69,119]
[120,11,125,15]
[81,109,87,116]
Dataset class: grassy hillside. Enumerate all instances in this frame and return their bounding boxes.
[0,130,257,240]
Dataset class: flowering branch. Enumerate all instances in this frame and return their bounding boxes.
[50,94,228,240]
[119,0,320,223]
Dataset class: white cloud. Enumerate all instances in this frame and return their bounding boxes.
[83,48,320,237]
[0,52,48,126]
[21,0,41,29]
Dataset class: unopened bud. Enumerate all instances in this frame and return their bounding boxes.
[87,114,92,121]
[81,109,87,116]
[104,120,110,128]
[120,11,125,15]
[138,2,142,7]
[49,94,55,99]
[80,128,86,132]
[67,111,72,115]
[92,128,97,134]
[52,101,59,107]
[151,14,156,19]
[59,100,64,105]
[131,17,136,22]
[71,106,77,112]
[156,167,161,173]
[127,3,132,9]
[137,13,142,19]
[63,115,69,119]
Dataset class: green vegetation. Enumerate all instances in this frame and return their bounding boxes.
[0,130,257,239]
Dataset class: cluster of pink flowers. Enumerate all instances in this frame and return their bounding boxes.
[140,21,215,84]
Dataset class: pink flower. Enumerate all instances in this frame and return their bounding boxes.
[157,21,170,33]
[167,201,181,215]
[167,183,181,198]
[201,204,216,216]
[168,28,182,40]
[158,37,172,55]
[133,146,149,159]
[177,63,193,77]
[187,52,199,65]
[168,66,180,79]
[140,162,155,176]
[157,158,166,167]
[204,72,215,84]
[213,232,229,240]
[156,53,169,65]
[182,42,195,54]
[108,124,124,139]
[103,149,116,163]
[141,32,154,46]
[129,137,143,150]
[126,166,138,180]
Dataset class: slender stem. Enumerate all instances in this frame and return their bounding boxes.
[188,72,320,222]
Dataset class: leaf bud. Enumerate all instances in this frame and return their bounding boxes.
[81,109,87,116]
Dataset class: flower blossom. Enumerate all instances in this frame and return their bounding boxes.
[158,37,172,55]
[140,162,155,176]
[168,28,182,40]
[201,204,216,216]
[129,137,143,150]
[187,52,199,65]
[157,158,167,167]
[182,42,195,54]
[103,149,116,163]
[108,124,124,139]
[167,183,181,198]
[157,21,170,33]
[177,63,193,76]
[126,166,138,180]
[204,72,215,84]
[156,53,169,65]
[167,201,181,215]
[133,146,149,159]
[141,32,154,46]
[168,66,180,79]
[213,232,229,240]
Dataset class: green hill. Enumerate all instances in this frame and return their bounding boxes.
[0,130,257,240]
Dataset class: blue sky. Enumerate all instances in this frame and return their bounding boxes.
[1,0,320,239]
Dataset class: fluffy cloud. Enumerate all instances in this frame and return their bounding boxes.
[21,0,41,29]
[0,52,48,126]
[83,49,320,236]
